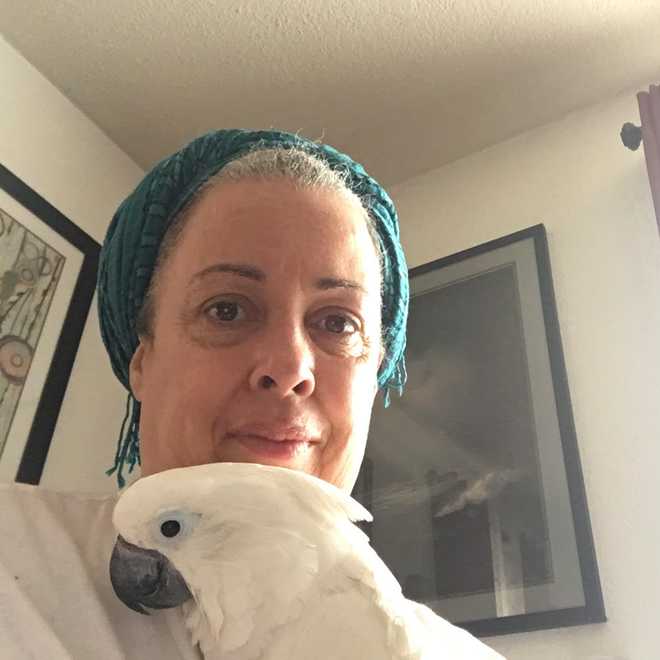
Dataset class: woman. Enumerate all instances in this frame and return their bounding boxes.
[99,129,408,494]
[0,129,502,658]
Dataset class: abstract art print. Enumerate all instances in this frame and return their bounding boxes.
[0,165,99,485]
[353,225,605,637]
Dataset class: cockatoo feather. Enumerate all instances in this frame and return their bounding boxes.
[111,463,503,660]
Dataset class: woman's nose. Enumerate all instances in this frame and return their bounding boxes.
[248,320,316,398]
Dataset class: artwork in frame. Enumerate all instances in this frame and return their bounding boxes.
[0,164,99,486]
[353,224,605,637]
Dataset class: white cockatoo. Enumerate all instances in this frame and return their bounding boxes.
[109,462,504,660]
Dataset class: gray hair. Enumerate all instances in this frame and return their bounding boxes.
[136,147,384,337]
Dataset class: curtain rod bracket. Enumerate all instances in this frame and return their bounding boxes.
[621,122,642,150]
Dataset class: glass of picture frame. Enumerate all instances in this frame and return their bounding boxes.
[0,164,99,485]
[353,224,605,636]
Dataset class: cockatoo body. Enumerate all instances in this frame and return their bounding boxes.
[110,463,503,659]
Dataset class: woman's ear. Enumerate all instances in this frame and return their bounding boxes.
[129,341,147,402]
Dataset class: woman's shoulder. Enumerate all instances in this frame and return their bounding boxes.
[0,481,118,566]
[1,481,118,538]
[0,480,118,503]
[0,482,200,659]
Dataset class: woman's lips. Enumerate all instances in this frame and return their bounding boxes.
[225,424,320,462]
[232,434,314,460]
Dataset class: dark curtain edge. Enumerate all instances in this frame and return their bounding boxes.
[637,84,660,235]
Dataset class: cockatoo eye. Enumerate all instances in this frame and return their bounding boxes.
[153,510,200,544]
[160,520,181,538]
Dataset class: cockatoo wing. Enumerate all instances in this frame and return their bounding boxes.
[260,563,406,660]
[255,559,503,660]
[407,600,505,659]
[177,524,322,659]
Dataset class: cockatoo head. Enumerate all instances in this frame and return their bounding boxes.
[109,462,372,652]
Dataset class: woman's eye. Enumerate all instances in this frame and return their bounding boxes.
[205,300,245,322]
[313,311,368,357]
[319,313,358,335]
[316,312,360,342]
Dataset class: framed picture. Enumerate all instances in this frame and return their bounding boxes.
[0,164,100,485]
[353,224,605,636]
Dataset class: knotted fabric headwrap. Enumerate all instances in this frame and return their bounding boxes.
[97,129,409,487]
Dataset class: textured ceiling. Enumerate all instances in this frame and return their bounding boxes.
[2,1,660,185]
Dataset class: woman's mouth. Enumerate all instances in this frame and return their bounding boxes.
[233,434,314,460]
[224,423,320,462]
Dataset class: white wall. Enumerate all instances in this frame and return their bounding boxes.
[390,87,660,660]
[0,36,143,493]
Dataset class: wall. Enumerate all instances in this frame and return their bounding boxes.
[389,87,660,660]
[3,30,659,656]
[0,36,143,493]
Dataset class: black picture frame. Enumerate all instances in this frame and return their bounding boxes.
[353,224,605,637]
[0,164,100,485]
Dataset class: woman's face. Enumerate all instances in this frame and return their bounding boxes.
[129,179,384,491]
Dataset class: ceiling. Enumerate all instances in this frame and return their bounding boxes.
[2,1,660,186]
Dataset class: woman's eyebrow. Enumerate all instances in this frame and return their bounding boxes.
[190,262,265,284]
[316,277,367,294]
[189,262,367,293]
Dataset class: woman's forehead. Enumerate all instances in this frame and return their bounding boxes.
[170,179,380,283]
[189,178,365,233]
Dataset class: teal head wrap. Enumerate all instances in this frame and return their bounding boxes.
[97,129,408,487]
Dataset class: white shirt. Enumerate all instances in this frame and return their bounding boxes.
[0,482,504,659]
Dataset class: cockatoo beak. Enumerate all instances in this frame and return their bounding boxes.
[109,535,192,615]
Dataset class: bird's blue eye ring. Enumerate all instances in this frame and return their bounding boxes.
[160,520,181,538]
[153,510,201,545]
